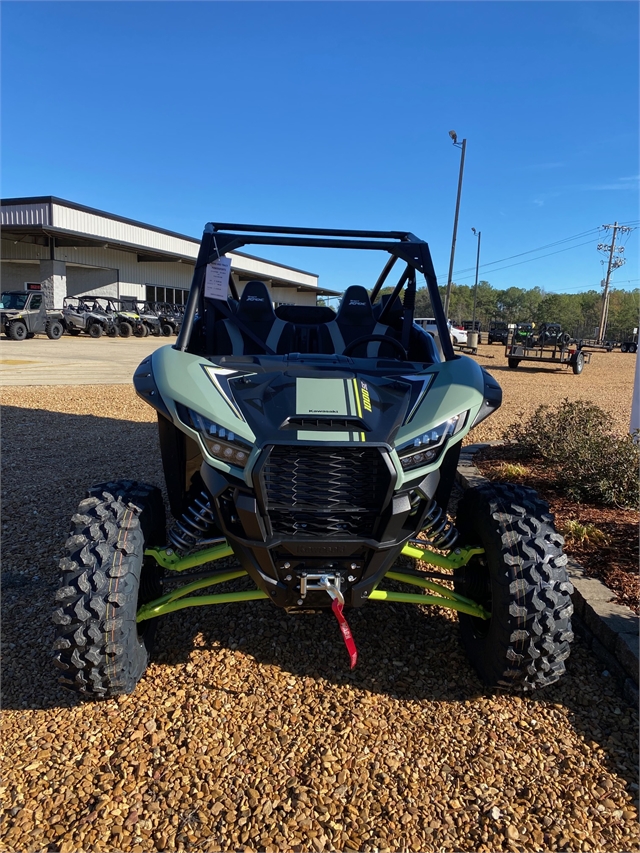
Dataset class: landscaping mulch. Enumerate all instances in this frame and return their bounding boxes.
[474,448,639,615]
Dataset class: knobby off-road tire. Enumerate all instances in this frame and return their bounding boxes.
[119,321,133,338]
[46,320,64,340]
[454,483,574,691]
[8,321,27,341]
[52,481,166,698]
[88,323,103,339]
[161,323,173,337]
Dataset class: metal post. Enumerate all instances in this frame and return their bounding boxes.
[598,222,618,342]
[471,228,481,328]
[444,137,467,319]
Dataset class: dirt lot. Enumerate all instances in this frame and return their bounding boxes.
[465,343,636,442]
[1,349,638,853]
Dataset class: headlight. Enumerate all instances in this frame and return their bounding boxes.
[181,406,253,468]
[396,412,467,470]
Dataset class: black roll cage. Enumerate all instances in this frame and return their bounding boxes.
[175,222,455,360]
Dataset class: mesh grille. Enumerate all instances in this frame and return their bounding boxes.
[263,446,390,538]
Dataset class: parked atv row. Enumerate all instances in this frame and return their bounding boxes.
[62,297,182,338]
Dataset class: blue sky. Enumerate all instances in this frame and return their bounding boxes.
[2,1,638,297]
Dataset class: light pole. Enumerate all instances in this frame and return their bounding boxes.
[444,130,467,319]
[471,227,481,330]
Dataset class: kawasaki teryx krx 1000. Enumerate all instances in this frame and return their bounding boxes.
[52,223,573,698]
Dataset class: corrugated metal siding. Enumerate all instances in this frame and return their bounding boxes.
[54,245,195,290]
[51,204,199,259]
[1,202,51,227]
[1,239,47,261]
[231,254,316,288]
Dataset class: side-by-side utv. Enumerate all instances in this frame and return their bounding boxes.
[52,223,573,698]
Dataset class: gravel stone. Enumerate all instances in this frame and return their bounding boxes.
[1,359,639,853]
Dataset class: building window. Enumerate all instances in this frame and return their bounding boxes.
[146,285,187,305]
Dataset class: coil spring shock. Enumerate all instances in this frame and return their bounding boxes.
[419,499,459,550]
[168,490,218,552]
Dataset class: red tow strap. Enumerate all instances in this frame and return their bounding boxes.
[331,598,358,669]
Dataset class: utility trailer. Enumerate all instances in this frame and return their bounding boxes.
[619,330,638,353]
[505,330,590,374]
[576,338,616,353]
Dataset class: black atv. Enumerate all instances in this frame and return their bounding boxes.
[487,320,509,345]
[536,322,572,347]
[153,301,182,336]
[52,223,573,699]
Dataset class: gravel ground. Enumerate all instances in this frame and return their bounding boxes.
[465,345,636,443]
[1,357,639,853]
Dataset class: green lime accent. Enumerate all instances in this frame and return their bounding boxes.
[385,570,481,607]
[368,589,489,619]
[400,543,484,569]
[144,542,234,571]
[137,588,267,622]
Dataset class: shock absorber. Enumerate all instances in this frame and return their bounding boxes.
[168,490,219,552]
[418,499,459,550]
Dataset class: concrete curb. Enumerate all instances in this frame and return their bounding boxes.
[457,443,639,706]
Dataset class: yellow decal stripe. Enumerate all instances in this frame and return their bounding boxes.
[352,378,363,418]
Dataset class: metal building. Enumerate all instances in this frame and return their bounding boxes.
[1,196,336,308]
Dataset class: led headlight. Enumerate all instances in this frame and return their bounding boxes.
[185,408,253,468]
[396,412,467,471]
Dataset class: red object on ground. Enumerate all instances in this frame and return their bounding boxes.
[331,598,358,669]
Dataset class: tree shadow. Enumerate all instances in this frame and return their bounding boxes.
[2,404,637,793]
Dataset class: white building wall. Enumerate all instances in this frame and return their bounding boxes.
[52,245,195,294]
[1,238,48,261]
[1,262,42,290]
[51,204,198,259]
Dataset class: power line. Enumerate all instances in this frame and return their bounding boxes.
[437,219,640,283]
[443,238,598,284]
[436,228,601,281]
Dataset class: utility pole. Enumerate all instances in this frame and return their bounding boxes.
[471,228,481,329]
[597,223,632,341]
[444,131,466,319]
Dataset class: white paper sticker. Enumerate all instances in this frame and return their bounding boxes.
[204,256,231,300]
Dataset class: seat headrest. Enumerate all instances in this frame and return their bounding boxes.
[236,281,274,322]
[336,285,374,326]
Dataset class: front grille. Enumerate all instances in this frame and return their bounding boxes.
[262,446,390,538]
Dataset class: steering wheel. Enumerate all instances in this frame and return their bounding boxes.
[342,334,408,360]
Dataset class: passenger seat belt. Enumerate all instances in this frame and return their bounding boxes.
[265,318,287,353]
[212,299,277,356]
[223,319,246,355]
[367,322,390,357]
[326,322,346,355]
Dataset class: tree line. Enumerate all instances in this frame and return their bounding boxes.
[375,281,639,339]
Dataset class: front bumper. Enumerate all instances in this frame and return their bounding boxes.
[200,442,440,608]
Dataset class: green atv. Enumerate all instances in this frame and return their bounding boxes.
[52,223,573,699]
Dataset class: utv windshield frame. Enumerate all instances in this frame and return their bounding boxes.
[175,223,455,361]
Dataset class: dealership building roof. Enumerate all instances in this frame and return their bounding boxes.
[1,196,338,307]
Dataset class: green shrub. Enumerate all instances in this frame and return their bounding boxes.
[502,399,639,509]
